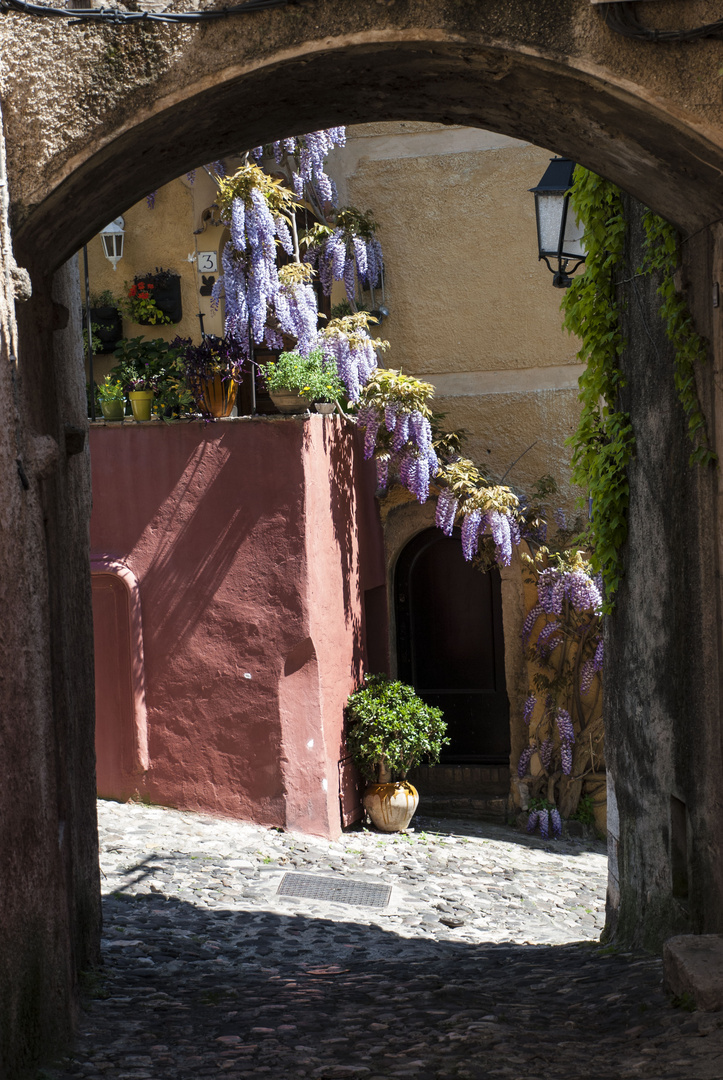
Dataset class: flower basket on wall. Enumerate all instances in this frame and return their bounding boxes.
[147,271,182,324]
[90,306,123,353]
[124,269,182,326]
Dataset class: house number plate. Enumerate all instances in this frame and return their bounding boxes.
[197,251,218,273]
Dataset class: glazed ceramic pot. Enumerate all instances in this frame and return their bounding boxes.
[196,374,238,418]
[99,399,125,421]
[363,781,419,833]
[128,390,154,422]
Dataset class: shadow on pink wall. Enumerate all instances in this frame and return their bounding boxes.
[90,416,386,838]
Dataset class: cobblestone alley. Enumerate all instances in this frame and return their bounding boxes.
[40,801,723,1080]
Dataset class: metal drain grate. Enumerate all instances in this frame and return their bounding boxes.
[277,873,391,908]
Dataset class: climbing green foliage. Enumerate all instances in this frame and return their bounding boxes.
[640,211,717,468]
[561,169,633,610]
[563,169,716,609]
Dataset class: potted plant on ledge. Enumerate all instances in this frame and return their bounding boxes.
[177,335,245,418]
[259,349,342,415]
[95,375,126,421]
[345,675,449,832]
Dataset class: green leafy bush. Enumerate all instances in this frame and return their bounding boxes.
[260,349,344,402]
[345,675,449,783]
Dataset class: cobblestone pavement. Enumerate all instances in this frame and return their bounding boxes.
[41,800,723,1080]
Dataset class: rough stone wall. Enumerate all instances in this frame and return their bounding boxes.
[0,174,100,1080]
[605,194,723,949]
[2,1,723,271]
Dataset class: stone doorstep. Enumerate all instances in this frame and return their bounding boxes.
[663,934,723,1012]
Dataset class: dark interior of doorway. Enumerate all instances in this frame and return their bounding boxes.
[395,528,510,765]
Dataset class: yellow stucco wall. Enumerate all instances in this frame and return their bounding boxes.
[80,167,225,384]
[329,123,584,515]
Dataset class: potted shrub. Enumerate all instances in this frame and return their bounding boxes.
[89,289,123,353]
[345,675,448,832]
[260,349,337,414]
[176,335,245,418]
[95,375,126,421]
[108,336,190,421]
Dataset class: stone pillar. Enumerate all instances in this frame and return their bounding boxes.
[0,98,100,1075]
[604,194,723,949]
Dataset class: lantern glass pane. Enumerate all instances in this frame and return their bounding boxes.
[536,192,566,256]
[561,208,585,259]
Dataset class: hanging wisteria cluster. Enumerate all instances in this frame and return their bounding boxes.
[516,545,604,834]
[527,805,563,839]
[303,208,383,305]
[434,458,521,568]
[247,130,383,309]
[355,369,440,502]
[317,312,387,402]
[252,128,346,208]
[273,264,320,356]
[211,165,300,354]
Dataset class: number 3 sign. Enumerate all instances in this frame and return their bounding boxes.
[197,251,218,273]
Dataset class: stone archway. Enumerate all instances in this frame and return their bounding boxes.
[3,3,723,1074]
[5,2,723,271]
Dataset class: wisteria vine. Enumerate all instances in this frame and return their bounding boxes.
[517,545,604,832]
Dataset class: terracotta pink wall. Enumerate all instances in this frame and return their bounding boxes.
[89,415,384,839]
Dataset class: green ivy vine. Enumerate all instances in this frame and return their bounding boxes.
[561,169,633,610]
[640,211,717,469]
[562,169,715,610]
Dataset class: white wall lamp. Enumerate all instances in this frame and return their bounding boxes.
[100,216,125,271]
[530,158,585,288]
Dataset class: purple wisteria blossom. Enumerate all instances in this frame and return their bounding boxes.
[523,695,536,725]
[435,488,459,536]
[550,808,563,838]
[274,271,319,356]
[560,741,573,775]
[517,746,534,778]
[556,708,575,744]
[522,604,544,644]
[593,638,604,670]
[489,510,513,566]
[461,509,483,562]
[538,808,550,839]
[526,810,540,834]
[540,738,554,771]
[536,620,563,656]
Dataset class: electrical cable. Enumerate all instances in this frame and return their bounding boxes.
[0,0,311,26]
[601,1,723,43]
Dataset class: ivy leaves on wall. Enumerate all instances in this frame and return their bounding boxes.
[640,211,717,469]
[561,169,716,611]
[561,169,634,610]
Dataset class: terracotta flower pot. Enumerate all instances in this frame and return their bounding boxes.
[196,374,238,418]
[363,781,419,833]
[99,399,125,421]
[269,389,311,414]
[128,390,154,422]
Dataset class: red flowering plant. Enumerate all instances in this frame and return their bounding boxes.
[122,276,172,325]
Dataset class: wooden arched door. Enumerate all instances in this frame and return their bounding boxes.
[395,529,510,763]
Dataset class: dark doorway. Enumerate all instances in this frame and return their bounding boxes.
[395,529,510,763]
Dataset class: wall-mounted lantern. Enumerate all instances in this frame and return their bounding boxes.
[529,158,585,288]
[100,216,125,271]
